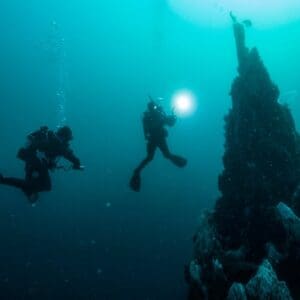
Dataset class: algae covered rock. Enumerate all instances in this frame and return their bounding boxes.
[227,283,247,300]
[246,260,292,300]
[186,15,299,299]
[276,202,300,243]
[226,260,293,300]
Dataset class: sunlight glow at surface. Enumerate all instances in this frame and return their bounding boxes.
[168,0,300,27]
[172,90,196,117]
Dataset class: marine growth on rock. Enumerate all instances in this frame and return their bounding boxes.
[186,17,300,300]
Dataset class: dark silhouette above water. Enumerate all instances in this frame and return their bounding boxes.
[0,126,83,203]
[186,15,300,299]
[130,100,187,192]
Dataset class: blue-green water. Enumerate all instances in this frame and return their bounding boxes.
[0,1,300,299]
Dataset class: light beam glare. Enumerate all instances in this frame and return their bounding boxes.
[172,89,197,117]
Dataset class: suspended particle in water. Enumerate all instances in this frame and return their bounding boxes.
[97,268,103,275]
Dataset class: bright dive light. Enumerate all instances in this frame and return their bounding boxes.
[172,90,196,117]
[168,0,300,27]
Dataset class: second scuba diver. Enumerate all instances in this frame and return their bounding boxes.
[130,99,187,192]
[0,126,84,203]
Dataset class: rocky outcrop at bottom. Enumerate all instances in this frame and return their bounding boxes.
[227,260,292,300]
[227,283,247,300]
[186,203,300,299]
[186,15,300,300]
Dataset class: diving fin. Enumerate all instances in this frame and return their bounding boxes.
[171,156,187,168]
[28,192,39,203]
[130,172,141,192]
[22,187,39,203]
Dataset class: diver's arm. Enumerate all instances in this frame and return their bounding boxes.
[63,148,83,170]
[165,114,177,127]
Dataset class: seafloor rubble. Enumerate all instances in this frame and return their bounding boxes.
[186,19,300,300]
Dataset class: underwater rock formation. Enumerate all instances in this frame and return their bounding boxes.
[226,260,292,300]
[186,18,300,299]
[227,283,247,300]
[245,260,292,299]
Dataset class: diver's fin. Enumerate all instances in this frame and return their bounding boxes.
[21,187,39,203]
[130,172,141,192]
[28,192,39,204]
[170,156,187,168]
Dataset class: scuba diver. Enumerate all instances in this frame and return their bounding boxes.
[130,99,187,192]
[0,126,84,202]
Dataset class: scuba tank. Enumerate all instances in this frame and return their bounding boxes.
[27,126,49,144]
[17,126,49,161]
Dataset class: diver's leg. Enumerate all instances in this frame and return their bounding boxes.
[21,159,51,201]
[21,160,41,198]
[27,159,52,193]
[0,160,35,190]
[134,141,157,174]
[130,141,157,191]
[0,160,39,200]
[0,176,27,189]
[0,173,38,200]
[158,138,187,168]
[0,160,50,202]
[38,162,52,192]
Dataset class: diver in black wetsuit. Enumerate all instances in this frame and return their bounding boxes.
[130,100,187,192]
[0,126,84,202]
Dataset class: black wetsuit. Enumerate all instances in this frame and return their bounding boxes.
[135,108,177,172]
[130,106,187,191]
[1,127,81,199]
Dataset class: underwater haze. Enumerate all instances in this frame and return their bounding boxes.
[0,0,300,299]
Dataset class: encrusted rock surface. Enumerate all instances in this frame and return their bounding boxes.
[186,16,300,300]
[227,283,247,300]
[246,260,292,300]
